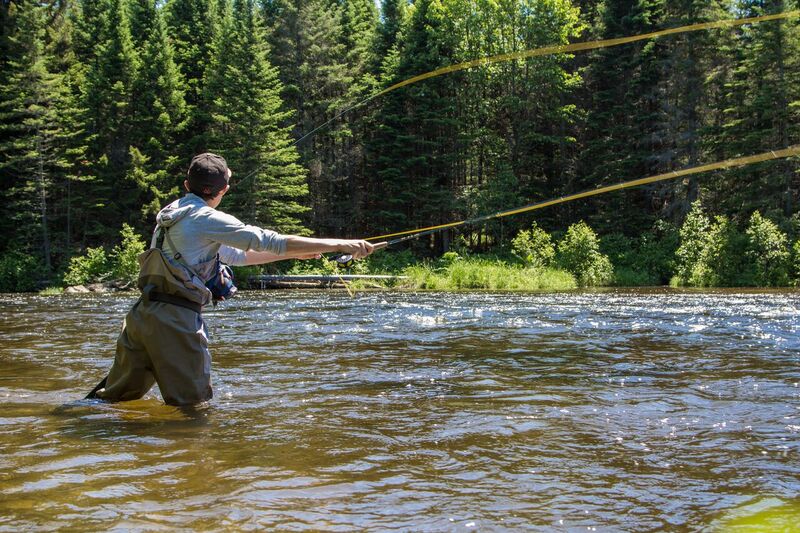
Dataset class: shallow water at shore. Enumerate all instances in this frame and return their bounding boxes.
[1,288,799,530]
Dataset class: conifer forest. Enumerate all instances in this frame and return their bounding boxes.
[1,0,799,289]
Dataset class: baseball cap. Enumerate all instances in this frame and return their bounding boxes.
[187,152,230,195]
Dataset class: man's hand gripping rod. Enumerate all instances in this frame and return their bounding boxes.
[331,241,389,268]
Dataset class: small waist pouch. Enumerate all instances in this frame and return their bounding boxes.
[206,257,237,302]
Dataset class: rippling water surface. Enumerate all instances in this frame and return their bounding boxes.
[1,289,799,531]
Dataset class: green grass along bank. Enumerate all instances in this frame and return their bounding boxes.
[5,201,800,294]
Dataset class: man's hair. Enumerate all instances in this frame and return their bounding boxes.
[187,153,229,200]
[189,186,221,201]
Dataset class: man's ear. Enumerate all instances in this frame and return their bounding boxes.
[183,179,191,192]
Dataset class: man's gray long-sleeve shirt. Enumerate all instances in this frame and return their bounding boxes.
[152,194,288,273]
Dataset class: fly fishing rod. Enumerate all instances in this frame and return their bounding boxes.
[330,145,800,267]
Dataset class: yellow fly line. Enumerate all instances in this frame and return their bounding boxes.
[367,145,800,243]
[357,10,800,243]
[291,10,800,149]
[238,10,799,186]
[372,11,800,100]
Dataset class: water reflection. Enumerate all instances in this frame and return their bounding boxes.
[0,289,798,530]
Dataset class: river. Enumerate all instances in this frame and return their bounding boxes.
[1,289,798,531]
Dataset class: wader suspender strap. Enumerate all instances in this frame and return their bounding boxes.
[159,225,221,281]
[145,226,204,314]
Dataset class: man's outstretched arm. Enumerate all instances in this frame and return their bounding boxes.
[242,236,375,265]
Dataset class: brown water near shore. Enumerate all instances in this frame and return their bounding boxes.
[1,289,799,530]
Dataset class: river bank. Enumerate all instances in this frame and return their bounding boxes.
[35,256,800,296]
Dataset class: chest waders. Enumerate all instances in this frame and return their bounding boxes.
[85,225,219,406]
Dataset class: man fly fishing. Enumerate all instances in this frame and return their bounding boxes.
[86,152,375,406]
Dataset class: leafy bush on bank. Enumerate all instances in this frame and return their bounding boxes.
[555,221,613,287]
[511,222,555,269]
[601,221,679,285]
[746,211,791,287]
[30,202,800,293]
[62,247,110,286]
[0,251,47,293]
[673,202,795,287]
[62,224,146,286]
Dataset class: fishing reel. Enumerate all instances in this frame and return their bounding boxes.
[331,254,354,269]
[328,242,387,269]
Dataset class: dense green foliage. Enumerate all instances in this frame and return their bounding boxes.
[62,247,110,286]
[1,0,799,291]
[512,223,556,270]
[111,223,147,282]
[0,251,47,292]
[672,201,795,287]
[63,223,146,285]
[556,221,614,287]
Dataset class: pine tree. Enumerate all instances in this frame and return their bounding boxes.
[165,0,218,155]
[657,0,728,212]
[712,0,800,219]
[341,0,379,88]
[374,0,407,70]
[296,0,350,234]
[266,0,380,237]
[72,0,112,66]
[0,0,72,271]
[205,0,309,234]
[80,0,139,241]
[367,0,461,253]
[577,0,666,235]
[337,0,380,234]
[128,0,187,222]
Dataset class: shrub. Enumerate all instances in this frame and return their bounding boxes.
[511,222,555,269]
[745,211,790,286]
[600,233,634,270]
[674,200,709,285]
[683,215,748,287]
[556,221,613,287]
[600,221,679,286]
[111,224,146,283]
[0,251,47,292]
[792,240,800,286]
[636,220,679,284]
[63,246,110,286]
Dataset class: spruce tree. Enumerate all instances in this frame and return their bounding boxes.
[341,0,379,89]
[367,0,460,252]
[165,0,218,155]
[128,0,187,221]
[0,0,72,271]
[80,0,139,241]
[205,0,309,234]
[577,0,666,235]
[657,0,728,212]
[266,0,379,237]
[338,0,380,234]
[713,0,799,219]
[374,0,406,69]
